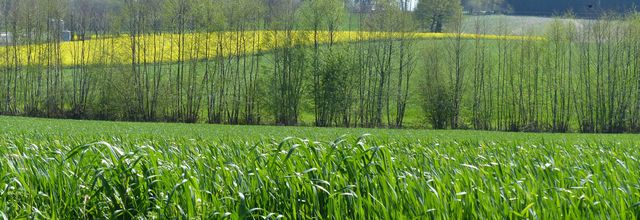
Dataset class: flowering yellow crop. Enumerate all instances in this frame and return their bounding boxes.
[0,31,541,67]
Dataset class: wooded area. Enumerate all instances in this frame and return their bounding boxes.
[2,0,640,133]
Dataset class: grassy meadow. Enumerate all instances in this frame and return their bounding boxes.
[1,116,639,219]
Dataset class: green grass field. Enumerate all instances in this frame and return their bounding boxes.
[1,116,639,219]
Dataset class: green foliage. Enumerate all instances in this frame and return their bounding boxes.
[313,49,355,127]
[270,45,308,126]
[421,44,452,129]
[297,0,345,31]
[365,0,406,32]
[2,116,640,218]
[415,0,463,32]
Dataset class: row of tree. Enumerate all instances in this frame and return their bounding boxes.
[422,14,640,133]
[2,0,640,133]
[0,0,421,128]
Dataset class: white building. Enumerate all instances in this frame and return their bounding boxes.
[0,32,12,45]
[398,0,418,11]
[349,0,418,12]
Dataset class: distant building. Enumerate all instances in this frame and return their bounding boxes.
[0,32,12,45]
[61,30,72,42]
[398,0,418,11]
[348,0,418,12]
[48,19,72,42]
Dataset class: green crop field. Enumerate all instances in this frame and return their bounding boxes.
[1,116,639,219]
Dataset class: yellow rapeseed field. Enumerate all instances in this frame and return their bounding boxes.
[0,31,541,67]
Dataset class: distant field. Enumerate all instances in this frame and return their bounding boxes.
[0,31,532,67]
[1,116,639,218]
[462,15,591,35]
[343,14,594,36]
